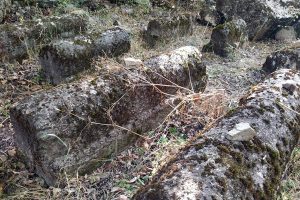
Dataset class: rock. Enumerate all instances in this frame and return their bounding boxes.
[39,37,93,85]
[216,0,300,40]
[197,0,220,26]
[93,27,131,57]
[143,14,193,48]
[123,57,143,67]
[0,0,12,23]
[7,148,16,157]
[202,19,248,57]
[275,26,297,41]
[133,69,300,199]
[10,46,207,186]
[226,122,256,141]
[0,13,89,62]
[293,19,300,39]
[39,27,131,85]
[262,48,300,74]
[0,154,7,162]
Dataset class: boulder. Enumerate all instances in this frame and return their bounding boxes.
[39,37,93,85]
[262,48,300,74]
[10,46,207,186]
[93,27,131,57]
[0,0,12,23]
[197,0,220,26]
[202,19,248,57]
[39,27,131,85]
[216,0,300,40]
[143,14,193,47]
[133,69,300,199]
[275,26,297,41]
[0,13,89,62]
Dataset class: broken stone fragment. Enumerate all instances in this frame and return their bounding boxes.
[262,48,300,74]
[10,46,207,186]
[202,18,248,57]
[0,12,89,62]
[133,69,300,199]
[143,14,193,48]
[123,57,143,67]
[39,27,131,85]
[216,0,300,40]
[226,122,256,141]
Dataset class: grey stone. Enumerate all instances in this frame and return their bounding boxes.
[133,69,300,199]
[123,57,143,67]
[93,27,131,57]
[39,27,131,85]
[0,0,12,23]
[275,26,297,41]
[10,46,207,186]
[0,13,89,62]
[262,48,300,74]
[216,0,300,40]
[226,122,256,141]
[39,37,93,85]
[143,14,193,48]
[202,19,248,57]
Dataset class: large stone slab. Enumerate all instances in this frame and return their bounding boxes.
[39,27,131,85]
[0,12,89,62]
[216,0,300,40]
[143,14,193,47]
[134,69,300,199]
[10,46,207,186]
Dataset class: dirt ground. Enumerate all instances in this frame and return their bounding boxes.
[0,3,299,200]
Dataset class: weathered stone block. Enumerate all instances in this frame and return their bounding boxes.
[202,19,248,57]
[262,48,300,74]
[10,46,207,186]
[39,27,131,85]
[134,69,300,199]
[216,0,300,40]
[0,12,89,62]
[143,14,193,47]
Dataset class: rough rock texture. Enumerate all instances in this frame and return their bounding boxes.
[262,48,300,74]
[143,14,193,47]
[10,46,207,186]
[202,19,248,57]
[0,12,89,62]
[39,37,93,85]
[133,69,300,200]
[293,19,300,38]
[93,27,131,57]
[0,0,12,23]
[275,26,297,41]
[197,0,220,26]
[39,27,131,85]
[216,0,300,40]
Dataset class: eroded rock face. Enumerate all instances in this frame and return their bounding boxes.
[216,0,300,40]
[262,48,300,74]
[39,27,131,85]
[10,46,207,186]
[143,14,193,47]
[275,26,297,41]
[0,12,89,62]
[133,69,300,199]
[0,0,12,23]
[202,19,248,57]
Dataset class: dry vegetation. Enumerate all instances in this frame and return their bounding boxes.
[1,1,300,199]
